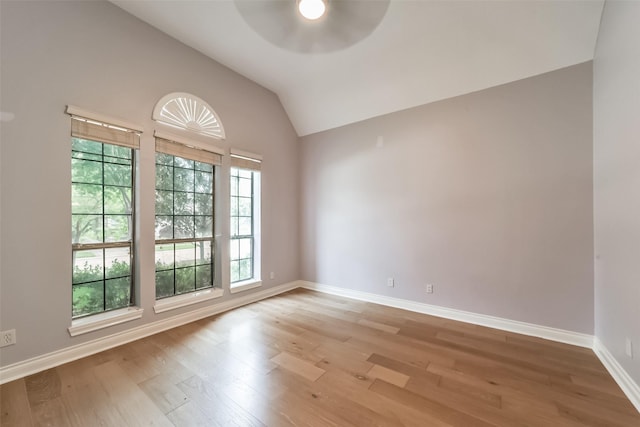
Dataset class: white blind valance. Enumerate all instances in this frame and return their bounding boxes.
[71,117,140,149]
[66,105,142,149]
[155,137,222,166]
[230,151,261,171]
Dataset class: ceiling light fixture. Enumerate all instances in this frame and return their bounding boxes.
[298,0,326,20]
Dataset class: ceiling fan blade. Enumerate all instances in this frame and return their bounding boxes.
[235,0,390,53]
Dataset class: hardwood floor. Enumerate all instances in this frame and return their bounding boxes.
[2,289,639,426]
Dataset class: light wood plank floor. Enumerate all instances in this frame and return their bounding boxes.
[2,289,639,426]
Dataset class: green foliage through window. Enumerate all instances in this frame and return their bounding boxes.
[71,138,134,318]
[155,152,215,299]
[230,167,255,283]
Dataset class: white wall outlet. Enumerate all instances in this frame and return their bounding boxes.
[387,277,394,287]
[1,329,16,347]
[426,284,433,294]
[269,272,275,280]
[625,338,633,358]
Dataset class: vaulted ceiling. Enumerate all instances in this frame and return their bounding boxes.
[111,0,604,136]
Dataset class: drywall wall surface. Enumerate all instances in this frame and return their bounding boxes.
[0,1,299,366]
[300,62,594,333]
[593,0,640,383]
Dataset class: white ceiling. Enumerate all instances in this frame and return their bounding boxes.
[111,0,604,136]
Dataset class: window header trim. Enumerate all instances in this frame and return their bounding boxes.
[66,105,144,133]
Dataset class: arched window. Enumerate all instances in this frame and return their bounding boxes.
[152,92,225,139]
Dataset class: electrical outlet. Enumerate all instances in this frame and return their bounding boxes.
[0,329,16,348]
[426,284,433,294]
[269,272,275,280]
[387,278,394,287]
[626,338,633,358]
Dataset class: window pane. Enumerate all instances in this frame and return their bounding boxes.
[238,169,252,179]
[239,177,252,197]
[196,241,212,265]
[174,216,194,239]
[230,260,240,283]
[155,216,173,239]
[104,186,131,214]
[230,217,238,237]
[155,270,174,299]
[196,265,212,289]
[194,161,212,172]
[72,138,102,155]
[73,249,103,284]
[105,277,130,311]
[239,198,252,216]
[72,158,102,184]
[104,163,131,186]
[156,165,173,190]
[239,258,252,281]
[103,144,131,160]
[230,239,240,261]
[194,193,212,215]
[176,267,195,294]
[156,190,174,216]
[105,215,131,242]
[72,151,102,162]
[174,168,194,192]
[155,243,175,270]
[239,238,252,259]
[239,217,252,236]
[176,242,195,268]
[72,214,103,244]
[195,216,213,238]
[174,192,194,215]
[72,281,104,317]
[72,184,103,214]
[105,247,130,279]
[230,197,239,216]
[195,171,212,194]
[174,156,194,169]
[230,177,238,196]
[156,152,173,166]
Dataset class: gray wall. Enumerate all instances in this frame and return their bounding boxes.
[0,1,299,366]
[593,0,640,383]
[300,63,594,333]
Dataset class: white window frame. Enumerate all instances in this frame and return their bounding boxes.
[153,132,225,313]
[229,149,262,293]
[65,105,144,336]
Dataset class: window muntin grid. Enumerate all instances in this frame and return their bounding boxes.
[230,167,255,283]
[155,153,215,299]
[71,138,134,318]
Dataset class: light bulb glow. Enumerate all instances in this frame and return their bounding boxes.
[298,0,326,20]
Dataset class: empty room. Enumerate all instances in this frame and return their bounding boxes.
[1,0,639,425]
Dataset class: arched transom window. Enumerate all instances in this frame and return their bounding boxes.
[152,92,225,139]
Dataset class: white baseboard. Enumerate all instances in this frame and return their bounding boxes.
[0,281,301,385]
[593,337,640,413]
[300,281,594,348]
[4,278,638,416]
[301,281,640,413]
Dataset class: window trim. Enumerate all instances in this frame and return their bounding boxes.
[153,288,224,314]
[154,136,220,300]
[229,150,262,289]
[68,108,142,320]
[66,105,144,134]
[229,279,262,294]
[68,307,144,337]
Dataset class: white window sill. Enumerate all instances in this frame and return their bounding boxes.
[154,287,224,314]
[230,279,262,294]
[68,307,144,337]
